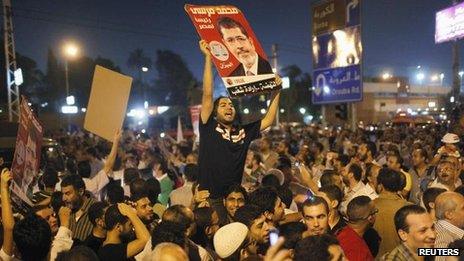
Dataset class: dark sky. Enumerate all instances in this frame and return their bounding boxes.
[11,0,458,85]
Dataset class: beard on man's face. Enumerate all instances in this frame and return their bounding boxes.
[120,228,135,243]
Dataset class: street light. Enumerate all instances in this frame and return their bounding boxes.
[299,107,306,115]
[63,42,80,97]
[416,73,425,81]
[141,66,148,72]
[382,72,391,80]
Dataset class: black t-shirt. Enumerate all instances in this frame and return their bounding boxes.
[98,243,130,261]
[84,233,105,255]
[363,227,381,258]
[198,115,261,198]
[331,216,347,234]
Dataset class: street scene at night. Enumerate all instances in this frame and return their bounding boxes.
[1,0,464,260]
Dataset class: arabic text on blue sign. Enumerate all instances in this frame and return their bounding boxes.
[312,65,362,104]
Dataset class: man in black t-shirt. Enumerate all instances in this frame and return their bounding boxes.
[98,203,150,261]
[197,40,281,220]
[84,201,108,254]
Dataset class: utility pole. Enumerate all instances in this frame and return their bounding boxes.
[453,0,461,102]
[2,0,20,122]
[452,40,460,100]
[351,103,357,131]
[271,44,280,127]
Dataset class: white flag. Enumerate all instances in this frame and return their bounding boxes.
[177,115,184,142]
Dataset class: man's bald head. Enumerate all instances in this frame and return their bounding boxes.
[144,243,188,261]
[162,205,195,236]
[347,196,376,225]
[435,192,464,229]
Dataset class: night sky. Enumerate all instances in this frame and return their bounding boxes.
[11,0,458,86]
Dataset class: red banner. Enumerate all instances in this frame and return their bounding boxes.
[185,4,280,97]
[10,97,43,213]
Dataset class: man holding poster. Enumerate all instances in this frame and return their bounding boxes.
[185,4,280,97]
[217,17,273,77]
[197,40,281,222]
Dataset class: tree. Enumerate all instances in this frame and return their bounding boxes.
[280,65,315,122]
[127,48,152,81]
[127,49,152,105]
[44,48,65,109]
[16,53,48,105]
[68,56,96,107]
[95,56,121,72]
[153,50,197,107]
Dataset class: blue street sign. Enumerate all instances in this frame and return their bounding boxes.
[312,0,362,104]
[312,65,362,104]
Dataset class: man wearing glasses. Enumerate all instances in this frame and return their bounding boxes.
[336,196,377,261]
[373,167,412,257]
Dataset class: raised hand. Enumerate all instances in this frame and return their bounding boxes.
[114,129,122,142]
[58,206,72,228]
[1,168,12,189]
[275,75,282,86]
[263,237,292,261]
[118,203,136,217]
[199,40,211,57]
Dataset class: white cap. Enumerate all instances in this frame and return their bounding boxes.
[442,133,460,144]
[213,222,249,258]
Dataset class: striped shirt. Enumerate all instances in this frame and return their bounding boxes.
[69,197,96,241]
[434,220,464,261]
[382,243,416,261]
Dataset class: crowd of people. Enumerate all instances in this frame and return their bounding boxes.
[0,41,464,261]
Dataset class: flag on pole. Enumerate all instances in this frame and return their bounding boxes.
[177,116,184,143]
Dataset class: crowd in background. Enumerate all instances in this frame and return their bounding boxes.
[1,119,464,260]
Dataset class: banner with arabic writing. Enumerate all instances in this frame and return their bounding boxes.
[10,96,43,214]
[185,4,280,97]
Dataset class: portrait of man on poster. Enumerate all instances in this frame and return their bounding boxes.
[217,16,273,77]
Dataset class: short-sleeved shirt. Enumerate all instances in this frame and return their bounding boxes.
[198,115,261,199]
[336,226,374,261]
[84,233,105,254]
[98,243,129,261]
[69,197,96,241]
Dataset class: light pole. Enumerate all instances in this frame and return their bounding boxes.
[141,66,148,106]
[63,43,79,97]
[62,43,79,133]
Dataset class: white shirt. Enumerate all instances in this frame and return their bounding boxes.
[341,181,378,215]
[429,178,462,191]
[242,54,259,76]
[83,169,110,199]
[170,182,194,207]
[50,226,74,261]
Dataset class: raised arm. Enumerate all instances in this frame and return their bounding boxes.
[118,203,150,258]
[199,40,214,124]
[1,168,14,256]
[103,130,122,174]
[260,76,282,131]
